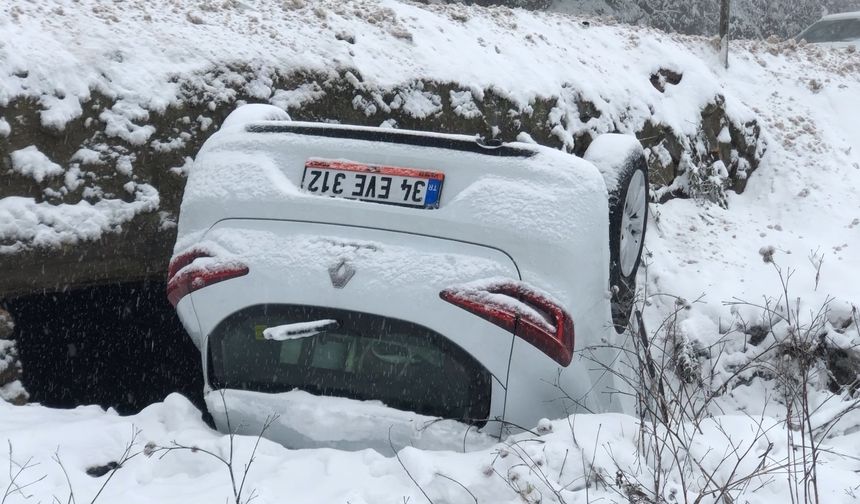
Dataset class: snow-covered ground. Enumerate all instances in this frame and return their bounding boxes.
[3,392,859,504]
[2,0,860,503]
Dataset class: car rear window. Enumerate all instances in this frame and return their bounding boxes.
[207,305,492,425]
[798,18,860,43]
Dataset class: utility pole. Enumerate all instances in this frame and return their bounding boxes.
[719,0,731,68]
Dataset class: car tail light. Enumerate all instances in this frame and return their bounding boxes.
[440,280,574,366]
[166,249,249,307]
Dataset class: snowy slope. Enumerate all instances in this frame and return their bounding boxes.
[2,1,860,503]
[1,0,729,118]
[643,39,860,371]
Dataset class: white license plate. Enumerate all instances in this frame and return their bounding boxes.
[302,159,444,209]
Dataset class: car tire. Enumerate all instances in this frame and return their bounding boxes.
[584,135,649,333]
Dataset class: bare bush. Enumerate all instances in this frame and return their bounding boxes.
[1,392,275,504]
[563,247,860,504]
[2,442,45,504]
[146,391,278,504]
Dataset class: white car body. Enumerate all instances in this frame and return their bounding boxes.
[797,11,860,47]
[170,105,632,452]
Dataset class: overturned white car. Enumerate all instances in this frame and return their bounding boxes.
[168,104,648,452]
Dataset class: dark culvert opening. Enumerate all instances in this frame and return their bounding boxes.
[3,280,205,415]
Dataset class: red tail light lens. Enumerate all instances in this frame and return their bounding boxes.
[166,249,249,307]
[440,280,574,366]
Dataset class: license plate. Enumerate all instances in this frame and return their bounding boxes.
[302,159,444,209]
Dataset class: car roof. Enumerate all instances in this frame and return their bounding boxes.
[820,10,860,21]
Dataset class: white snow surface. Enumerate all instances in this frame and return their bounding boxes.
[0,187,159,254]
[219,103,291,131]
[3,393,860,503]
[2,1,860,502]
[1,0,731,133]
[188,229,516,292]
[0,381,26,403]
[583,133,644,191]
[9,146,64,183]
[207,389,497,453]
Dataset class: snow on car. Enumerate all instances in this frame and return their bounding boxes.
[168,104,648,452]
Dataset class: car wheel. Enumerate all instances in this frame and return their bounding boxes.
[607,151,648,333]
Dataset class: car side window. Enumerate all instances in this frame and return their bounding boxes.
[800,19,860,43]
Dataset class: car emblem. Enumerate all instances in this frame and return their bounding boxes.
[328,259,356,289]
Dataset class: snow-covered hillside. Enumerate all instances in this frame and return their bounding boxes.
[2,0,860,503]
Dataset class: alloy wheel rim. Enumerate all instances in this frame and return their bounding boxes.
[619,169,647,278]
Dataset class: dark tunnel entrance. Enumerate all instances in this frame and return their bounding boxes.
[3,280,205,415]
